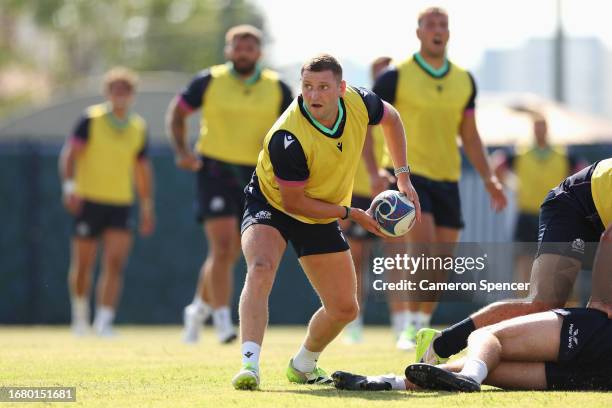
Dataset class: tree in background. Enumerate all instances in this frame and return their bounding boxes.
[0,0,264,118]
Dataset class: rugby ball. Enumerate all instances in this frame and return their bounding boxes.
[371,190,416,237]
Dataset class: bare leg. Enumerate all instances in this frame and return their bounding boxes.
[300,250,359,352]
[97,229,132,308]
[196,217,241,307]
[238,225,286,346]
[68,238,98,298]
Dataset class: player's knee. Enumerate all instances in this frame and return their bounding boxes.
[246,259,276,292]
[326,300,359,323]
[210,239,240,263]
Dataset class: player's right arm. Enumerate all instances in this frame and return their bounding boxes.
[59,115,88,215]
[269,130,384,237]
[165,70,211,171]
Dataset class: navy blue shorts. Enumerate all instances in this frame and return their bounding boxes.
[73,200,133,238]
[343,195,377,240]
[537,163,605,266]
[241,177,350,258]
[195,155,254,222]
[545,308,612,390]
[387,170,463,229]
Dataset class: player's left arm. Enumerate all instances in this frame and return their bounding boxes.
[459,73,507,212]
[134,132,155,237]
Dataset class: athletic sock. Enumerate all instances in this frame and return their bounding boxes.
[71,297,89,322]
[401,310,418,330]
[192,296,211,316]
[94,306,115,329]
[213,306,234,338]
[368,375,407,390]
[292,345,321,373]
[416,311,431,330]
[241,341,261,371]
[391,312,405,336]
[459,358,488,384]
[433,317,476,358]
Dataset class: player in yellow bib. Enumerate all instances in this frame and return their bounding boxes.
[231,54,421,390]
[166,25,293,344]
[493,115,585,294]
[371,7,507,349]
[59,67,155,337]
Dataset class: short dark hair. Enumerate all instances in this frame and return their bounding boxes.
[225,24,263,46]
[301,54,343,81]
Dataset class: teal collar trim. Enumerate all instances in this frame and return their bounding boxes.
[301,99,344,135]
[103,103,131,129]
[532,145,552,159]
[227,61,262,85]
[414,52,449,78]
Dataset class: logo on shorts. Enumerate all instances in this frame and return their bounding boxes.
[568,323,579,349]
[76,222,90,237]
[255,210,272,220]
[571,238,585,254]
[210,196,225,212]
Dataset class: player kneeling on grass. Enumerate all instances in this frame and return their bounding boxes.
[232,54,421,390]
[334,308,612,392]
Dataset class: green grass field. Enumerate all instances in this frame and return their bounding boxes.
[1,326,610,407]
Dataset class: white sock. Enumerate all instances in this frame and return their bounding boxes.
[292,345,321,373]
[241,341,261,370]
[71,297,89,322]
[94,306,115,328]
[391,312,405,336]
[460,358,488,384]
[213,307,234,337]
[192,296,211,315]
[416,311,431,330]
[401,311,418,329]
[367,374,406,390]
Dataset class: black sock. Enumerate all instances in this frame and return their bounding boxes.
[433,318,476,358]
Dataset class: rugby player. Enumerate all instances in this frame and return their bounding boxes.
[371,7,507,349]
[232,54,421,390]
[166,25,293,343]
[60,67,154,336]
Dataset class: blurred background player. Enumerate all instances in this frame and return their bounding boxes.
[371,7,507,349]
[492,114,585,295]
[166,25,293,344]
[59,67,155,337]
[232,54,420,390]
[341,56,393,344]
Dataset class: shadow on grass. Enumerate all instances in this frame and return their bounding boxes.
[267,387,504,400]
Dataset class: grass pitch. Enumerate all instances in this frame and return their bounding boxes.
[0,326,610,407]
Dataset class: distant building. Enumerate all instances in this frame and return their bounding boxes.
[475,37,612,119]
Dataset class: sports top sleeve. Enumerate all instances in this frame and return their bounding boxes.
[178,69,212,111]
[351,86,385,125]
[372,68,398,105]
[279,80,294,114]
[267,130,309,184]
[71,114,90,145]
[464,72,477,112]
